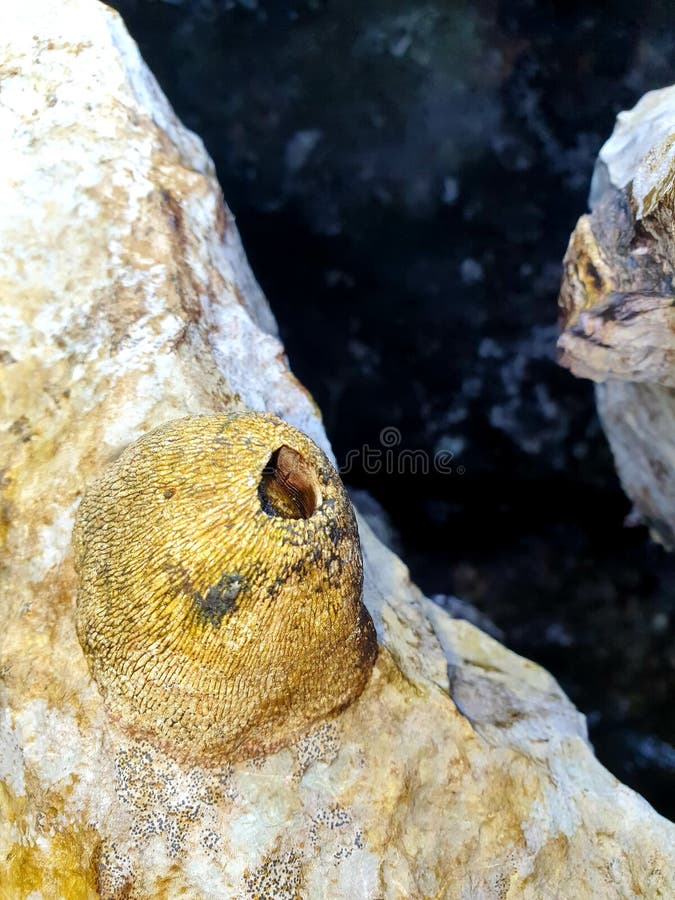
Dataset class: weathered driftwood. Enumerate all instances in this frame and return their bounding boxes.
[558,86,675,545]
[1,2,673,897]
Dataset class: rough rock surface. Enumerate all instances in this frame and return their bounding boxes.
[1,2,673,898]
[558,86,675,546]
[108,0,675,817]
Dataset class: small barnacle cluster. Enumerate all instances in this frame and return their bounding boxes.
[94,842,134,899]
[294,722,341,779]
[74,412,377,764]
[308,804,363,862]
[114,742,226,857]
[243,849,304,900]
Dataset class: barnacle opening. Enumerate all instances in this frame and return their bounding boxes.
[259,445,321,519]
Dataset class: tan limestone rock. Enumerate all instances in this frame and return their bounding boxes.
[1,2,674,897]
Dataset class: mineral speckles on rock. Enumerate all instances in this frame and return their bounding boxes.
[243,849,304,900]
[114,742,229,859]
[294,722,341,779]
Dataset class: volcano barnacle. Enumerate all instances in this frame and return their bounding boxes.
[73,412,378,763]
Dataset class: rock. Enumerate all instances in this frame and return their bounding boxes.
[558,86,675,546]
[1,2,673,897]
[430,594,504,642]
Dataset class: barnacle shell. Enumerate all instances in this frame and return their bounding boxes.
[73,412,377,763]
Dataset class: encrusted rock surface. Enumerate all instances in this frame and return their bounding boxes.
[1,2,674,897]
[558,86,675,546]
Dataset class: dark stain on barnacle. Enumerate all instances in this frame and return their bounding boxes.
[194,572,243,626]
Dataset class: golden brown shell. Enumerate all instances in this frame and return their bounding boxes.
[73,412,377,763]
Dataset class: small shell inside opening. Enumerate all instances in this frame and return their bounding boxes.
[259,445,322,519]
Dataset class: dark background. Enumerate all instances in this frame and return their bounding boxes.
[108,0,675,818]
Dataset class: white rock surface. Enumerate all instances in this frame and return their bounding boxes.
[591,85,675,218]
[1,2,673,897]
